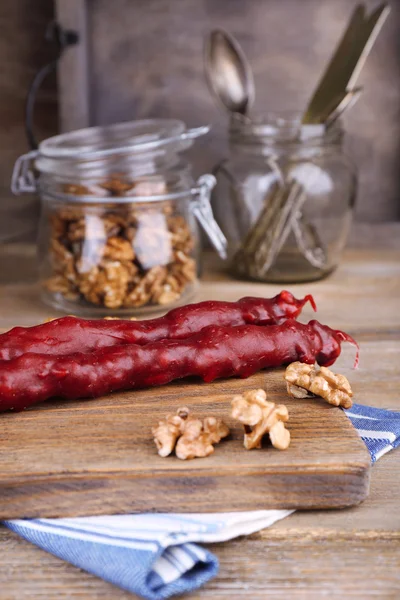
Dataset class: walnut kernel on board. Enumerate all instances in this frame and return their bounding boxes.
[231,389,291,450]
[152,407,230,460]
[284,362,353,409]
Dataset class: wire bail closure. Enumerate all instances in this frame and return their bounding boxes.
[192,174,228,260]
[11,150,39,195]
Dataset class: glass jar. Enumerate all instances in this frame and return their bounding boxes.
[12,119,227,315]
[213,113,357,283]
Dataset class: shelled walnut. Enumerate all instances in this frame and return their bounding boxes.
[43,177,196,311]
[61,176,167,198]
[231,389,290,450]
[152,407,230,460]
[284,362,353,409]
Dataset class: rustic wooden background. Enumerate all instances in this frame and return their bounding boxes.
[1,0,400,231]
[0,0,57,239]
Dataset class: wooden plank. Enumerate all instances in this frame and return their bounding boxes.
[1,524,399,599]
[0,369,370,518]
[202,532,400,599]
[55,0,90,131]
[0,0,57,240]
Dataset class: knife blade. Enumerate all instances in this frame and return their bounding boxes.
[302,3,390,124]
[302,4,365,124]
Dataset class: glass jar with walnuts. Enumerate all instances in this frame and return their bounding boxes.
[12,119,227,315]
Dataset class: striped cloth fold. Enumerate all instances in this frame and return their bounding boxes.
[5,511,292,600]
[345,403,400,462]
[4,402,399,600]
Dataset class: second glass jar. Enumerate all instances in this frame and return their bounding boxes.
[212,113,358,283]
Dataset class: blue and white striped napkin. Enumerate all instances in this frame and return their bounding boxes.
[4,403,400,600]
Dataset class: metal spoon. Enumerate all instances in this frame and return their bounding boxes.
[204,29,254,116]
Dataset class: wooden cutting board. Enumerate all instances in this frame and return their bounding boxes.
[0,369,370,519]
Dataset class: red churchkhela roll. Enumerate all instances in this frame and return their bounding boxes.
[0,292,316,360]
[0,319,358,412]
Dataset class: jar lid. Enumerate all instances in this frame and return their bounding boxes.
[38,119,209,160]
[11,120,210,196]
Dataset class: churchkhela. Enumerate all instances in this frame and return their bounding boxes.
[0,319,358,412]
[0,292,315,359]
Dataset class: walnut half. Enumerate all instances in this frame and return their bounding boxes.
[152,407,230,460]
[231,389,290,450]
[152,407,190,457]
[284,362,353,409]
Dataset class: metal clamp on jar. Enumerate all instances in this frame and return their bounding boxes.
[12,119,227,315]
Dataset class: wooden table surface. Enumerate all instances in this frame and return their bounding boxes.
[0,232,399,599]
